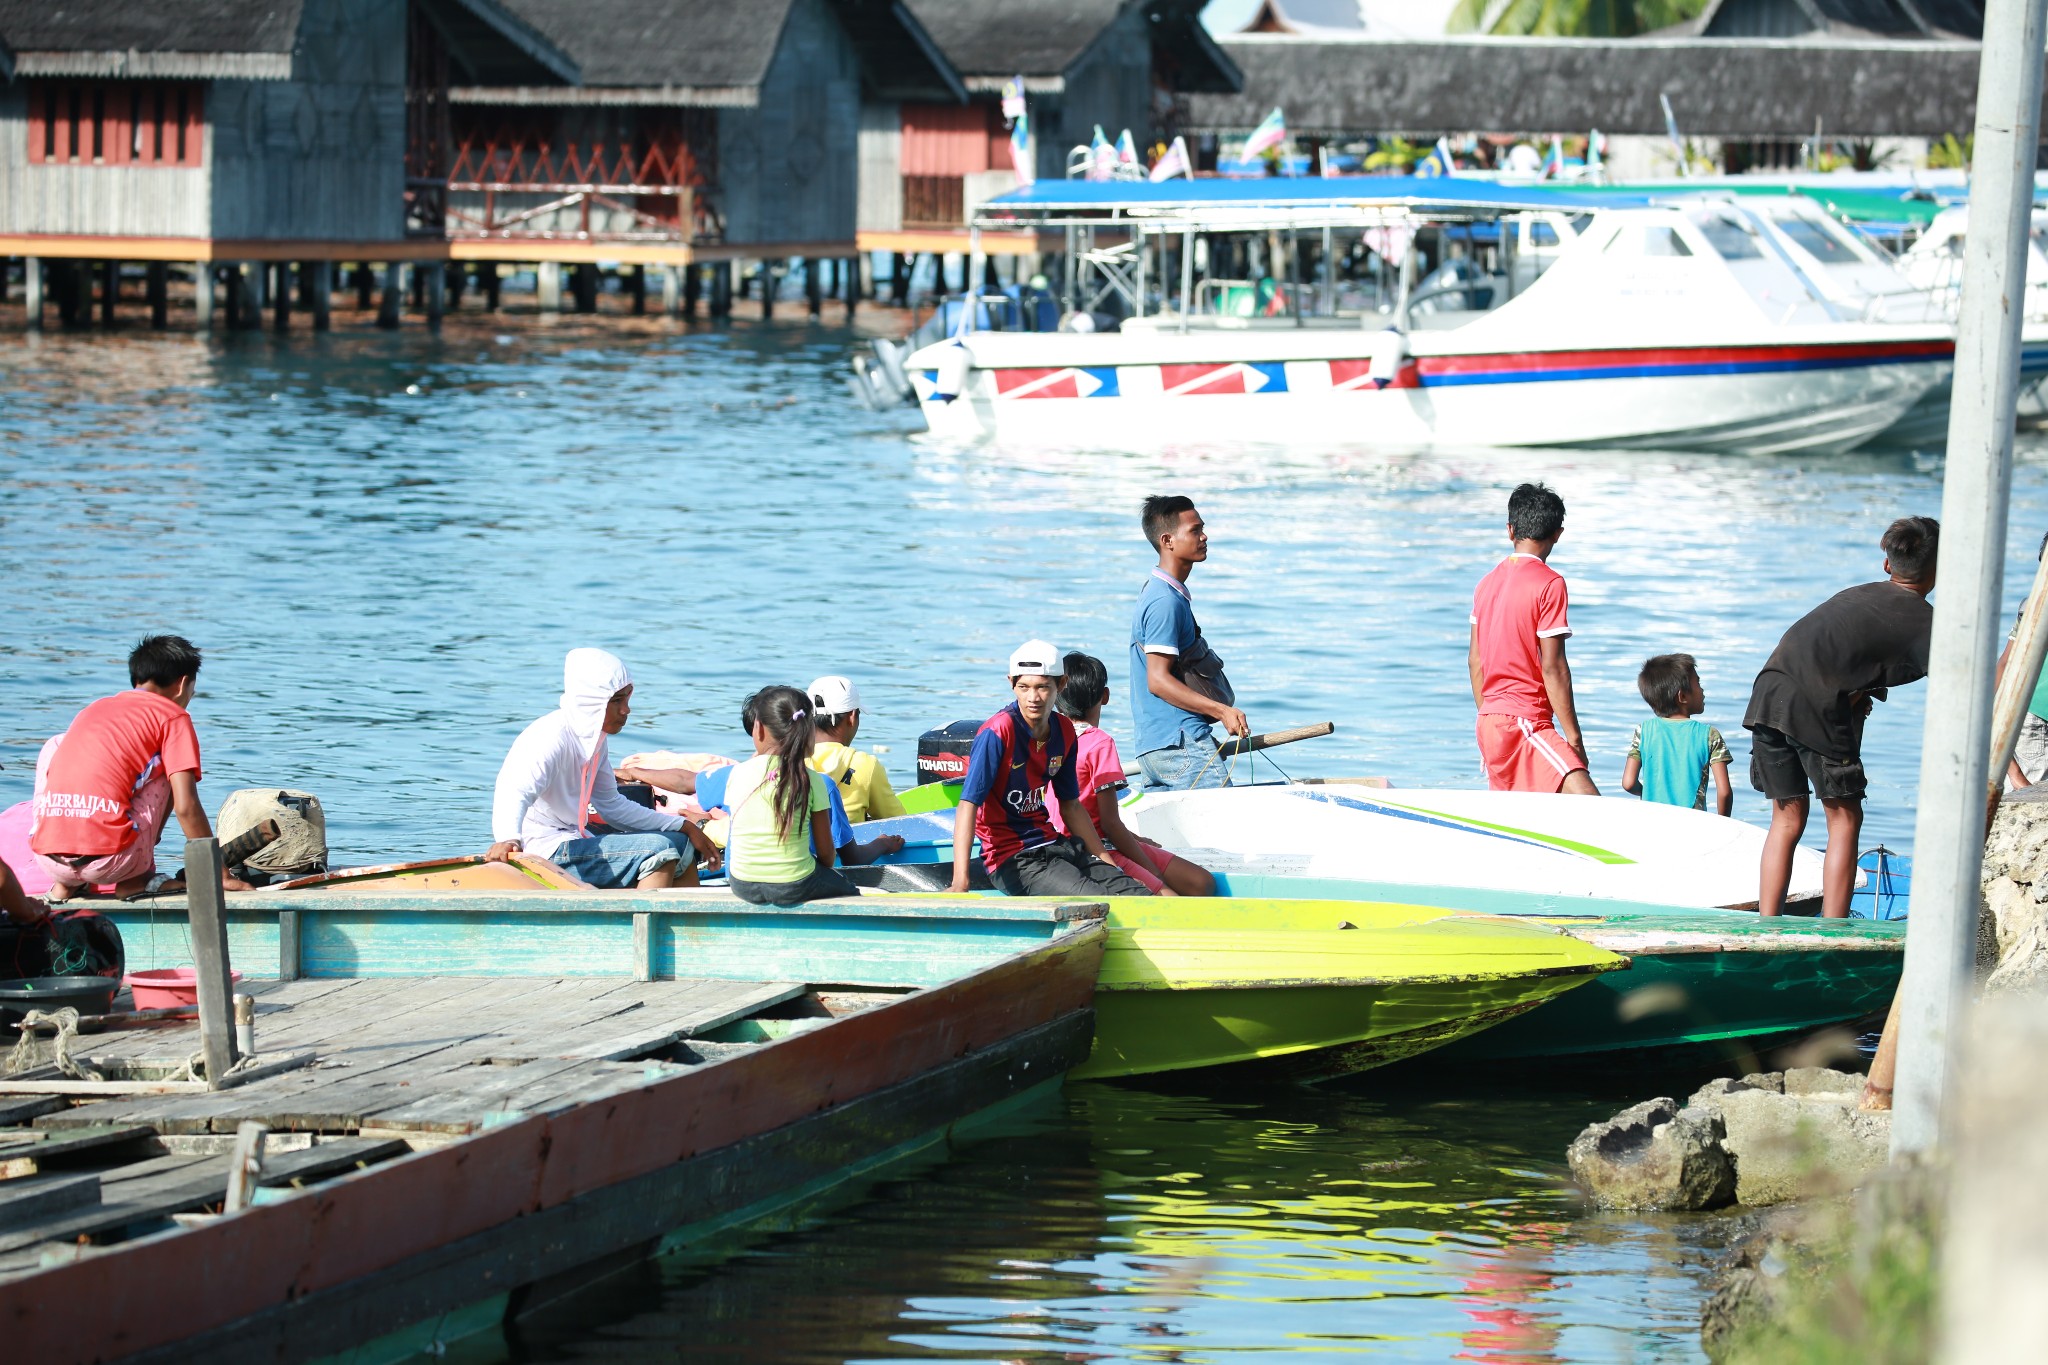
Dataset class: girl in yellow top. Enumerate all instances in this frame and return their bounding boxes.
[723,686,857,905]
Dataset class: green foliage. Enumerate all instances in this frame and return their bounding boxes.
[1926,133,1974,170]
[1447,0,1710,35]
[1364,136,1425,172]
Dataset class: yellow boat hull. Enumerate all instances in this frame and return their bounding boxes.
[1074,899,1626,1082]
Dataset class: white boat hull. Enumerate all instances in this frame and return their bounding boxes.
[1123,786,1830,909]
[912,332,1949,454]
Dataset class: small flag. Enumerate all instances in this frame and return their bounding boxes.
[1116,128,1140,170]
[1149,135,1192,182]
[1001,78,1033,185]
[1544,135,1565,179]
[1417,137,1456,178]
[1588,128,1606,175]
[1089,125,1117,182]
[1240,107,1287,162]
[1660,94,1687,174]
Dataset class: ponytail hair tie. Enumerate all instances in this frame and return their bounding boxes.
[791,709,806,720]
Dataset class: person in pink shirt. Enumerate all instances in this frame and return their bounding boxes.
[1468,484,1598,795]
[30,635,248,899]
[1050,653,1214,896]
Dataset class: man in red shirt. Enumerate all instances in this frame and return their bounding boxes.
[1468,484,1598,795]
[30,635,244,899]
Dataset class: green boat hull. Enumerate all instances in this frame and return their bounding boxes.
[1211,873,1904,1061]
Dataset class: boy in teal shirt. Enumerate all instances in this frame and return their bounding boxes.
[1622,654,1733,815]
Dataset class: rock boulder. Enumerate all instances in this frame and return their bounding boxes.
[1567,1097,1737,1211]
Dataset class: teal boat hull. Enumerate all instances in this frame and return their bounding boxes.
[1210,873,1904,1062]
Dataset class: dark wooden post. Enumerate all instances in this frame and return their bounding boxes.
[272,262,291,332]
[297,260,317,310]
[630,263,647,315]
[99,260,118,327]
[447,262,466,310]
[760,262,775,320]
[805,257,821,318]
[572,263,599,313]
[683,262,701,318]
[890,253,911,306]
[423,262,445,330]
[481,261,501,311]
[846,253,859,322]
[378,263,402,330]
[355,263,375,310]
[146,262,168,330]
[184,837,239,1087]
[711,261,732,317]
[310,260,332,331]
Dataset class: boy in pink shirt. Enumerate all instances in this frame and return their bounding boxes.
[1468,484,1598,795]
[1050,653,1214,896]
[30,636,246,898]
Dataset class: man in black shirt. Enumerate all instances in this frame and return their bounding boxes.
[1744,517,1938,917]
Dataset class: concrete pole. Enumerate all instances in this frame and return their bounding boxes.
[537,261,562,312]
[661,263,680,317]
[1892,0,2048,1158]
[24,257,43,329]
[193,262,213,330]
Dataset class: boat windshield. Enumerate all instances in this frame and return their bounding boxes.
[1773,217,1866,265]
[1684,209,1764,259]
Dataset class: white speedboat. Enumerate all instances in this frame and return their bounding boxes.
[903,180,1950,454]
[1121,785,1829,910]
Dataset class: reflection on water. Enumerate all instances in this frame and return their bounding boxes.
[507,1082,1731,1363]
[0,322,2034,1359]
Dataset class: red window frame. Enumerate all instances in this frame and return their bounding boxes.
[26,80,204,168]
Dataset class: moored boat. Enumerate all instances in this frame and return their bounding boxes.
[12,883,1105,1361]
[900,179,1949,453]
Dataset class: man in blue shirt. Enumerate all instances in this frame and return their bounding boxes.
[1130,496,1250,790]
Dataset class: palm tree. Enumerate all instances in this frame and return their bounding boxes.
[1448,0,1708,37]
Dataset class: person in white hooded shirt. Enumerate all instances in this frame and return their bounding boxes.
[485,648,716,888]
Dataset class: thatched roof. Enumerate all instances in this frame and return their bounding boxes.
[0,0,576,83]
[1188,34,1990,138]
[902,0,1237,93]
[453,0,963,105]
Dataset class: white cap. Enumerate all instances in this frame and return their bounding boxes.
[808,675,862,716]
[1007,639,1064,679]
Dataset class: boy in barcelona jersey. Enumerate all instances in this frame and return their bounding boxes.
[950,640,1153,898]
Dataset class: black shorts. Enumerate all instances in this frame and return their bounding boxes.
[1749,724,1866,803]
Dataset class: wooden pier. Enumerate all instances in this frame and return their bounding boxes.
[0,874,1106,1363]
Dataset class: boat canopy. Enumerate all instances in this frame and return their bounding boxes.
[973,176,1653,231]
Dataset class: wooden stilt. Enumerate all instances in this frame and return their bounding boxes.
[24,257,43,330]
[631,264,648,315]
[537,261,562,312]
[99,260,118,327]
[846,253,860,322]
[355,264,374,310]
[272,262,291,332]
[684,263,702,318]
[890,253,911,306]
[424,263,445,329]
[572,263,599,313]
[761,262,775,320]
[297,262,316,310]
[193,263,213,330]
[711,261,732,317]
[310,261,332,331]
[805,257,821,318]
[184,837,239,1087]
[446,262,466,311]
[147,262,168,329]
[378,263,402,330]
[481,262,501,311]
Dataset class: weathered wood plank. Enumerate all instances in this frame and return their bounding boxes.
[0,1126,157,1177]
[183,837,239,1085]
[0,1173,100,1227]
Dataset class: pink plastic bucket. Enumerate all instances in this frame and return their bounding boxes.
[124,968,245,1011]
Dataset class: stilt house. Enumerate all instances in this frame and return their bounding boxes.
[448,0,965,259]
[858,0,1240,256]
[0,0,577,257]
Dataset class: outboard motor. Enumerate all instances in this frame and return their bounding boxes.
[917,720,983,784]
[931,339,972,404]
[1367,328,1409,388]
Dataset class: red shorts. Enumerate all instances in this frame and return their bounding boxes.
[1107,843,1175,894]
[1477,714,1585,792]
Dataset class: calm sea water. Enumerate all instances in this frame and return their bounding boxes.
[4,318,2047,1360]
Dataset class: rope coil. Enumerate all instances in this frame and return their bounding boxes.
[7,1008,104,1082]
